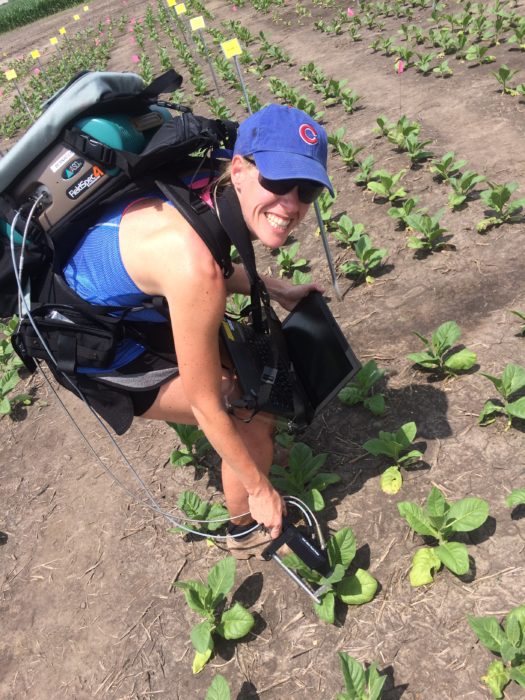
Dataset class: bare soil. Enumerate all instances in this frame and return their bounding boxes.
[1,1,525,698]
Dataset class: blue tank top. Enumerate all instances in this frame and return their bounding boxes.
[64,175,215,373]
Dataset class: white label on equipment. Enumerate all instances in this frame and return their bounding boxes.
[50,149,76,173]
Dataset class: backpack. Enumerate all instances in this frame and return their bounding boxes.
[0,69,310,429]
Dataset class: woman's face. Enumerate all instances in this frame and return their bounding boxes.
[231,155,311,248]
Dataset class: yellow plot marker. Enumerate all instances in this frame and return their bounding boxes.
[59,27,66,35]
[190,16,220,95]
[190,16,205,31]
[175,3,187,14]
[73,14,80,21]
[221,39,251,113]
[5,68,34,119]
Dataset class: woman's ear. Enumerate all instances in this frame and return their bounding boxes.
[230,154,247,192]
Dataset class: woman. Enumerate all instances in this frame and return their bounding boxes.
[63,104,333,557]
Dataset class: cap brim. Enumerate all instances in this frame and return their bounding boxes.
[253,151,334,197]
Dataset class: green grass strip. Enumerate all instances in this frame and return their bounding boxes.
[0,0,85,34]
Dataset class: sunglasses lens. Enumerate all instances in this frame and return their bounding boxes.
[258,175,324,203]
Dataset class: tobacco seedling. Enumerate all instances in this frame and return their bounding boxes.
[270,442,340,511]
[493,64,519,94]
[339,235,388,284]
[337,652,386,700]
[328,128,364,167]
[0,316,32,415]
[363,421,423,494]
[333,215,366,247]
[405,209,450,251]
[510,310,525,335]
[340,88,361,114]
[478,363,525,429]
[465,43,496,64]
[388,197,421,228]
[354,156,376,186]
[414,51,436,74]
[448,170,486,208]
[282,527,378,624]
[168,422,211,466]
[477,182,525,232]
[338,360,386,416]
[292,270,313,285]
[506,489,525,508]
[316,187,337,230]
[433,60,453,77]
[429,151,467,182]
[174,491,229,535]
[398,486,489,585]
[468,605,525,698]
[407,320,477,375]
[367,169,408,202]
[276,241,308,277]
[404,134,434,164]
[205,675,231,700]
[173,557,255,673]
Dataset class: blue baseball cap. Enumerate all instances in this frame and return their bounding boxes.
[233,104,334,196]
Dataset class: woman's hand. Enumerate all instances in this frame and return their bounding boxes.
[248,479,286,538]
[275,280,325,312]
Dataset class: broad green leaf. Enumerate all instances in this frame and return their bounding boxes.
[190,620,214,653]
[178,491,208,519]
[337,569,378,604]
[500,640,518,664]
[478,400,501,425]
[509,664,525,688]
[480,371,503,394]
[396,421,417,446]
[505,614,523,649]
[426,486,448,519]
[435,541,469,575]
[407,351,439,368]
[397,502,440,538]
[398,449,423,465]
[444,498,489,532]
[363,437,397,459]
[506,396,525,420]
[409,547,441,586]
[338,652,366,698]
[327,527,356,568]
[206,503,230,532]
[173,581,209,615]
[364,393,385,416]
[481,660,510,699]
[289,442,312,470]
[367,181,388,197]
[170,451,194,467]
[321,563,346,587]
[281,552,322,585]
[303,488,325,512]
[366,662,387,700]
[444,348,477,372]
[0,397,11,414]
[468,615,506,653]
[380,466,402,494]
[218,603,254,640]
[207,556,236,605]
[192,647,213,674]
[205,674,231,700]
[309,473,341,491]
[432,321,461,355]
[507,605,525,631]
[314,590,335,624]
[501,363,525,398]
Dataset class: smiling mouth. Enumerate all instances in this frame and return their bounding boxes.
[265,212,290,230]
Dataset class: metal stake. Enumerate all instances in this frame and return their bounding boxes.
[233,55,252,114]
[314,199,342,301]
[271,553,322,604]
[197,29,220,95]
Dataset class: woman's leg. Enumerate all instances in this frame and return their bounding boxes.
[139,373,275,525]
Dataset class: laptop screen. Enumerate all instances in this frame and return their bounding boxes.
[282,292,361,414]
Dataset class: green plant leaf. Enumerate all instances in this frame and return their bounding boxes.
[173,581,209,616]
[407,351,439,368]
[504,614,522,650]
[170,450,194,467]
[444,498,489,532]
[309,473,341,491]
[481,660,510,699]
[217,602,254,640]
[432,320,461,355]
[366,662,387,700]
[426,486,448,519]
[304,488,325,512]
[190,620,215,653]
[501,363,525,398]
[364,393,385,416]
[478,400,502,425]
[207,557,236,606]
[435,541,469,575]
[338,652,366,698]
[506,489,525,507]
[468,615,506,653]
[507,396,525,420]
[205,674,231,700]
[409,547,441,586]
[336,569,378,604]
[192,647,213,674]
[397,502,440,538]
[314,590,335,624]
[0,397,12,414]
[397,421,417,445]
[509,665,525,689]
[380,466,402,494]
[444,348,477,372]
[327,527,357,568]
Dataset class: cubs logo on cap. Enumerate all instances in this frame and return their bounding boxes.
[299,124,318,145]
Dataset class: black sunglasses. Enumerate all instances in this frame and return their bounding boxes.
[244,158,324,204]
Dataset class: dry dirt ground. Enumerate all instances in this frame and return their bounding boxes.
[1,0,525,698]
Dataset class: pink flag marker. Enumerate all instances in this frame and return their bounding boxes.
[131,54,140,63]
[347,8,354,17]
[395,59,405,74]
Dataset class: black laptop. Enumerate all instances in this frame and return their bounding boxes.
[221,292,361,428]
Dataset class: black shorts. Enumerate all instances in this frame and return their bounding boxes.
[54,352,179,435]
